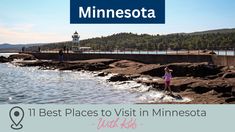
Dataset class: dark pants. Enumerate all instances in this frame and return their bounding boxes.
[59,55,64,62]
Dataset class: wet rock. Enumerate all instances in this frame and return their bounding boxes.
[232,88,235,96]
[9,53,36,60]
[232,92,235,97]
[222,72,235,78]
[225,98,235,104]
[218,92,232,97]
[170,94,183,100]
[189,80,232,94]
[96,72,109,77]
[188,82,212,94]
[108,74,131,82]
[129,74,141,79]
[217,72,225,77]
[205,75,219,79]
[0,56,12,63]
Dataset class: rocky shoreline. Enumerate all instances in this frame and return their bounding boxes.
[1,53,235,104]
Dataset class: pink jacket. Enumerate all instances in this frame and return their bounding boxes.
[163,72,172,81]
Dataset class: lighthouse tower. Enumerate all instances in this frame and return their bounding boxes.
[72,31,80,43]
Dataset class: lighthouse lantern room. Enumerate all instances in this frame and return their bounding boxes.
[72,31,80,43]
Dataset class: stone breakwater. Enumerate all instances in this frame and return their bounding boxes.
[1,53,235,104]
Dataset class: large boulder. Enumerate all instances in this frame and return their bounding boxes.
[0,56,12,63]
[142,62,223,78]
[96,72,109,77]
[225,98,235,104]
[222,72,235,78]
[189,80,233,94]
[108,74,131,82]
[84,63,109,71]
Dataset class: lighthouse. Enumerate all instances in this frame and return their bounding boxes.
[72,31,80,43]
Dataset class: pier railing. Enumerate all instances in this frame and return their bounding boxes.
[38,49,235,56]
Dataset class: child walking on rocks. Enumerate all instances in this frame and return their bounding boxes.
[163,67,173,95]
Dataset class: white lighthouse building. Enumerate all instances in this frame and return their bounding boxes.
[72,31,80,43]
[71,31,90,53]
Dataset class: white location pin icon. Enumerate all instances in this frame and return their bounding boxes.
[9,106,24,130]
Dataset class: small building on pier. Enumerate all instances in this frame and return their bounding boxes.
[71,31,91,53]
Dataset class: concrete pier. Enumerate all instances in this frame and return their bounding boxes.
[29,53,235,66]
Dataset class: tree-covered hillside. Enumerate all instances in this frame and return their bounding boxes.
[26,28,235,51]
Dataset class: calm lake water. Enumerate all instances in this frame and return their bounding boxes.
[0,53,189,104]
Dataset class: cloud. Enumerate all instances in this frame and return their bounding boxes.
[10,24,35,32]
[0,24,68,44]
